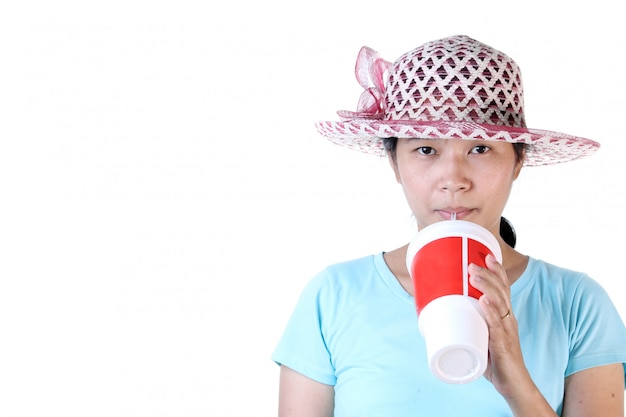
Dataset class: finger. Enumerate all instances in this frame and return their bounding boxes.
[469,263,505,295]
[479,294,507,324]
[470,259,510,304]
[485,253,508,286]
[469,265,511,324]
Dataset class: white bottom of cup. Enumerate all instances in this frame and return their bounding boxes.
[418,294,488,384]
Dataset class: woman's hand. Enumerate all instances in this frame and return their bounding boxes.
[469,254,526,394]
[469,254,556,415]
[468,254,624,416]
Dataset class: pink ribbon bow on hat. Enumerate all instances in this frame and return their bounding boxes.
[337,47,391,121]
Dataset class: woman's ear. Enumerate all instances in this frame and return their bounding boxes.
[513,162,522,180]
[513,153,525,180]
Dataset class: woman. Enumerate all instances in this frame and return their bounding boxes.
[272,35,626,416]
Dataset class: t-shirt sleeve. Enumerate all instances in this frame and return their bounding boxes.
[271,271,336,386]
[565,275,626,380]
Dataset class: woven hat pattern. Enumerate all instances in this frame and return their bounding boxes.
[315,35,599,166]
[386,37,524,127]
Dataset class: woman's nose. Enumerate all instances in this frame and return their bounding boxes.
[438,158,471,193]
[441,178,469,192]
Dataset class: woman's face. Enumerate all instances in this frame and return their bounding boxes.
[390,138,523,236]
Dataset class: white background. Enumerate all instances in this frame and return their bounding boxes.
[0,1,624,416]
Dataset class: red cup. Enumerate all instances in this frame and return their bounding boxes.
[405,220,502,384]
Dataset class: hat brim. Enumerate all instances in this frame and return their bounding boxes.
[315,120,599,166]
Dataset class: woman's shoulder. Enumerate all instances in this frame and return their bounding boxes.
[323,253,380,273]
[527,257,590,279]
[522,257,606,298]
[302,253,387,295]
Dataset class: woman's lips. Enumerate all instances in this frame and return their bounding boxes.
[438,208,472,220]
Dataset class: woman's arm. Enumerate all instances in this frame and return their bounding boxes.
[470,255,625,416]
[562,363,624,417]
[278,365,334,417]
[490,364,625,417]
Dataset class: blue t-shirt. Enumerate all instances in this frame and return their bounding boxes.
[272,254,626,416]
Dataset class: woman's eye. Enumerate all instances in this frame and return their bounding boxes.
[416,146,436,155]
[471,145,490,154]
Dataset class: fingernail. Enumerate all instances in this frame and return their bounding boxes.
[469,263,482,271]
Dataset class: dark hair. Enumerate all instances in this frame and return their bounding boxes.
[382,137,527,165]
[382,138,520,247]
[382,137,397,157]
[499,216,516,248]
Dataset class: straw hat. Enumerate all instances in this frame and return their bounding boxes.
[315,35,599,166]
